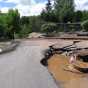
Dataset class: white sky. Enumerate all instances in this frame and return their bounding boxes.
[0,0,88,16]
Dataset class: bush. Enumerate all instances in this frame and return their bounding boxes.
[41,23,57,36]
[82,20,88,31]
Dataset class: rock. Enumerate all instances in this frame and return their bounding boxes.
[28,32,45,38]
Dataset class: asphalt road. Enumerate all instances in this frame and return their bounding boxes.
[0,40,58,88]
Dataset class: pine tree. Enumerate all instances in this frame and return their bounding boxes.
[46,0,52,13]
[41,0,58,22]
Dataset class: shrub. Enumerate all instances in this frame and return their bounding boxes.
[41,23,57,36]
[82,20,88,31]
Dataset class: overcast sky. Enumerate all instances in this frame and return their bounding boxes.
[0,0,88,16]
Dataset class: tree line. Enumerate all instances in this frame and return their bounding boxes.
[0,0,88,39]
[41,0,88,34]
[0,9,45,39]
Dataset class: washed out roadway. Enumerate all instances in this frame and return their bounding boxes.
[0,40,58,88]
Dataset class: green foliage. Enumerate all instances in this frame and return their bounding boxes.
[41,10,58,22]
[41,23,57,35]
[19,16,31,38]
[74,11,83,22]
[7,9,21,34]
[1,0,88,39]
[0,13,8,39]
[0,9,22,39]
[20,16,30,25]
[82,20,88,31]
[0,24,6,38]
[29,16,44,32]
[82,11,88,21]
[18,25,30,38]
[54,0,74,22]
[18,16,45,38]
[46,0,52,13]
[41,0,58,22]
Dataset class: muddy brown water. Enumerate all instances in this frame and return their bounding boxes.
[48,54,88,88]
